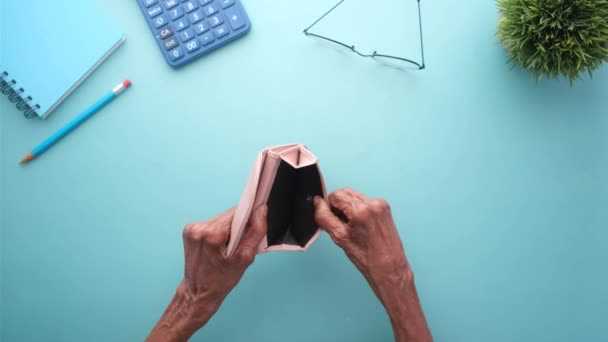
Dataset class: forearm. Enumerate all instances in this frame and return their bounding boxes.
[147,281,222,342]
[373,271,432,342]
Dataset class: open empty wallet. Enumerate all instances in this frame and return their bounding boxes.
[227,144,327,256]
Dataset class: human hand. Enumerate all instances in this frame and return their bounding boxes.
[147,205,268,342]
[314,189,432,342]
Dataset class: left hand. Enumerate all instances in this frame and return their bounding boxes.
[147,205,268,342]
[181,205,268,306]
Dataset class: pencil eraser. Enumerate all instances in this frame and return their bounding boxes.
[123,80,132,88]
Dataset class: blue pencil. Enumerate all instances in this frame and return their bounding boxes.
[20,80,132,164]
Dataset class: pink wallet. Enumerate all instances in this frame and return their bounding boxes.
[227,144,327,256]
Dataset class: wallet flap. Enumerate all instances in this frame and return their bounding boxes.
[227,149,267,256]
[268,144,300,155]
[270,144,318,169]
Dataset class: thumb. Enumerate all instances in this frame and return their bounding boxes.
[314,196,349,246]
[238,205,268,257]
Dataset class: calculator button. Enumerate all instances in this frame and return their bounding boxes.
[209,14,223,27]
[153,14,169,28]
[203,3,220,17]
[179,28,195,42]
[213,24,229,39]
[164,37,179,50]
[173,18,190,31]
[184,39,200,53]
[148,5,163,18]
[158,26,174,39]
[199,32,215,45]
[168,7,184,20]
[169,47,184,60]
[224,6,245,30]
[219,0,234,8]
[142,0,158,8]
[193,21,210,34]
[199,0,213,5]
[163,0,179,9]
[183,1,198,12]
[189,10,204,23]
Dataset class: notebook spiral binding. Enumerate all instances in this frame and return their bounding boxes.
[0,70,40,118]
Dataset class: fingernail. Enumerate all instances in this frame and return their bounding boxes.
[313,196,322,205]
[260,205,268,217]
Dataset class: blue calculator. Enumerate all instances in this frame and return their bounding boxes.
[137,0,252,68]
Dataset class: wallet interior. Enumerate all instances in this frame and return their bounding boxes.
[266,160,323,247]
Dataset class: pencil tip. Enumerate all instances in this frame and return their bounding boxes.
[20,153,34,164]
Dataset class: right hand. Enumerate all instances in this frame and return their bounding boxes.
[314,188,432,342]
[313,189,411,298]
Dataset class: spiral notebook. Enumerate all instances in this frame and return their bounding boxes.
[0,1,125,119]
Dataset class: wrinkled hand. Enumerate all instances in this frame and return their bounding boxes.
[147,205,268,342]
[314,189,410,294]
[314,189,432,342]
[181,205,268,307]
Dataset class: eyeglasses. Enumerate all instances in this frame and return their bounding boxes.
[303,0,426,70]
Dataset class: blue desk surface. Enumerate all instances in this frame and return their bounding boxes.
[1,0,607,341]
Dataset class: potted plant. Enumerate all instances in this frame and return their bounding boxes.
[497,0,608,85]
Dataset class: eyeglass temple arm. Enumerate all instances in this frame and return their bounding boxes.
[303,0,345,34]
[417,0,425,69]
